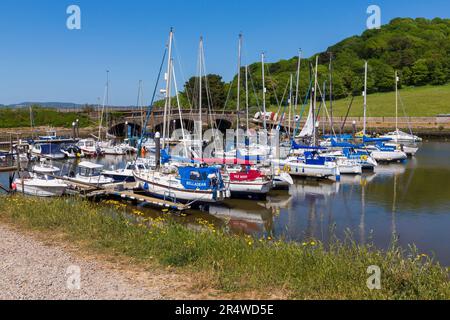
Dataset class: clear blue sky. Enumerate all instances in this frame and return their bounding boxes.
[0,0,448,106]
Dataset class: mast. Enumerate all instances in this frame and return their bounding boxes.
[198,36,203,151]
[363,61,368,136]
[395,71,399,132]
[236,34,242,152]
[288,74,293,137]
[312,56,318,146]
[162,28,174,149]
[245,64,249,132]
[261,52,267,131]
[294,49,302,133]
[329,52,334,133]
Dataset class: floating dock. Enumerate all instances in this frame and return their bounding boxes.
[58,177,190,211]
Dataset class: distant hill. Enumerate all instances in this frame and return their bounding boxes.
[1,102,134,109]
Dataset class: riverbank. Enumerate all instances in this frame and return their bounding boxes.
[0,196,448,300]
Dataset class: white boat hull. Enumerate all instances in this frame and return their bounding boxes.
[134,172,229,203]
[371,150,407,162]
[276,159,340,180]
[14,179,66,197]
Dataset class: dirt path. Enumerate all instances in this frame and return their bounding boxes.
[0,223,213,300]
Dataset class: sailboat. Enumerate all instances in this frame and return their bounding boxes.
[133,29,229,204]
[281,56,341,181]
[359,64,407,162]
[380,72,422,143]
[221,34,274,197]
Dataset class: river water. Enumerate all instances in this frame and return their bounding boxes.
[1,141,449,265]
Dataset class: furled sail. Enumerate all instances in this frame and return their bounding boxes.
[297,106,314,138]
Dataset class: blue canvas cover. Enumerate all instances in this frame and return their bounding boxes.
[40,144,62,155]
[177,166,223,190]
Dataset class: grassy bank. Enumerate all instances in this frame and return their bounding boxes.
[0,196,448,299]
[267,84,450,117]
[0,107,91,128]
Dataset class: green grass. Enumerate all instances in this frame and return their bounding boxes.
[268,84,450,117]
[0,196,449,299]
[0,107,91,128]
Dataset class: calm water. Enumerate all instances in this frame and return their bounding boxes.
[1,141,450,265]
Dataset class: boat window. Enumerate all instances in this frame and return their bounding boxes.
[137,164,146,170]
[190,171,202,180]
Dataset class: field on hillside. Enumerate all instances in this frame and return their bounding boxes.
[0,107,91,128]
[267,84,450,117]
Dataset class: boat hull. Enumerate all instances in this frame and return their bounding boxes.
[134,173,229,204]
[14,179,66,197]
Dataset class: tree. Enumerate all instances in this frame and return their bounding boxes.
[411,59,430,85]
[183,74,226,110]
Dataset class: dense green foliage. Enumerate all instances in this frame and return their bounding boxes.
[165,18,450,112]
[0,105,91,128]
[1,196,448,299]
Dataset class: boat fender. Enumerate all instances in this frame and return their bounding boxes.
[283,165,291,173]
[143,182,149,190]
[11,183,17,191]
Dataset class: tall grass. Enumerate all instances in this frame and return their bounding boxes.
[0,196,448,299]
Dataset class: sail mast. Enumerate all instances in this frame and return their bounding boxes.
[395,71,399,132]
[329,52,334,134]
[294,49,302,135]
[245,64,249,131]
[198,36,203,151]
[312,56,318,146]
[288,74,293,137]
[363,61,368,136]
[162,28,174,149]
[236,34,242,152]
[261,52,267,131]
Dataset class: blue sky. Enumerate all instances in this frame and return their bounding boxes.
[0,0,449,105]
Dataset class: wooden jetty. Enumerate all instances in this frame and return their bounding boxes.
[58,177,190,211]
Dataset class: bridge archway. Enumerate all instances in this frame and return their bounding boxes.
[215,119,233,132]
[108,122,142,138]
[154,119,196,136]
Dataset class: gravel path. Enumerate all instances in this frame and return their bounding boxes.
[0,224,189,300]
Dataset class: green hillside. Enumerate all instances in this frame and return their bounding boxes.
[268,84,450,117]
[172,17,450,115]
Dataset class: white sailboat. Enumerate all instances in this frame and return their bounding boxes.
[380,72,422,143]
[133,30,229,204]
[360,64,408,162]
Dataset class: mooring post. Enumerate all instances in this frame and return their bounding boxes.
[155,132,161,169]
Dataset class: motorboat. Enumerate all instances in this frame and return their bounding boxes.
[98,140,127,155]
[65,161,114,185]
[13,162,67,197]
[77,139,102,157]
[61,145,85,158]
[31,143,65,160]
[102,160,151,183]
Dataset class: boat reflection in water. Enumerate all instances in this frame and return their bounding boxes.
[208,200,275,236]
